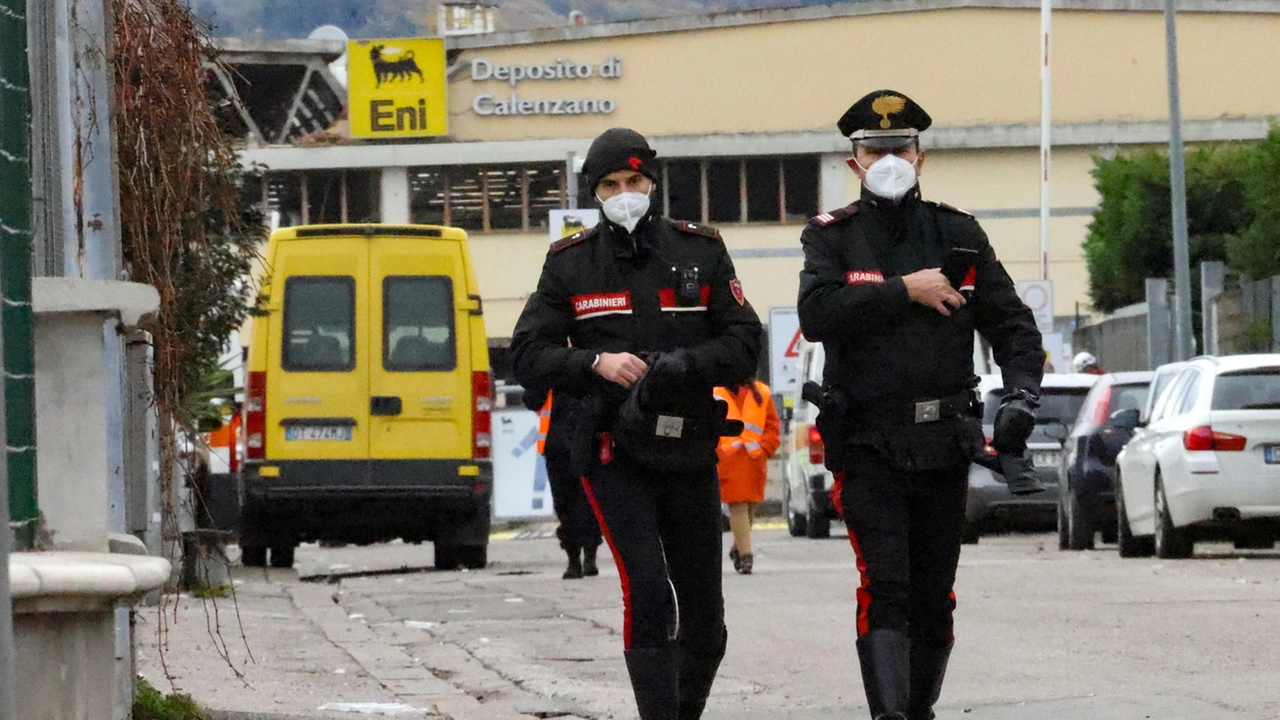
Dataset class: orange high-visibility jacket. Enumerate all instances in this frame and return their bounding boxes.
[714,381,781,504]
[536,392,553,455]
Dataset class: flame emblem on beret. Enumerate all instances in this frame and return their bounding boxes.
[628,157,643,171]
[871,95,907,129]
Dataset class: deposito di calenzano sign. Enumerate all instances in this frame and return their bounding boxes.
[348,39,448,138]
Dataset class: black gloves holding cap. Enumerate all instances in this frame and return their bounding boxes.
[991,389,1044,496]
[991,391,1037,455]
[638,350,696,410]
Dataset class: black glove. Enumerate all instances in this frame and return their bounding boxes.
[998,451,1045,495]
[639,350,694,410]
[991,391,1038,455]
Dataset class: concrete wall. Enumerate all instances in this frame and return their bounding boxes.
[13,611,118,720]
[33,312,111,552]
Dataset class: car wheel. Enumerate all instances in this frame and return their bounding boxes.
[240,544,267,568]
[269,543,296,569]
[960,520,980,545]
[1067,490,1096,551]
[1154,476,1193,560]
[804,493,830,539]
[1233,533,1275,550]
[1116,474,1154,558]
[1057,496,1070,550]
[784,480,808,538]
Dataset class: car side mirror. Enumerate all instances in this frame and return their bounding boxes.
[1037,419,1069,444]
[1108,407,1141,431]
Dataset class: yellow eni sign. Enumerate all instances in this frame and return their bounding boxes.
[348,39,448,138]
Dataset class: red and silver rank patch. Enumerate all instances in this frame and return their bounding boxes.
[844,270,885,285]
[730,278,746,306]
[572,291,633,320]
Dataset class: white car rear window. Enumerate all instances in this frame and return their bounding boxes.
[1212,369,1280,410]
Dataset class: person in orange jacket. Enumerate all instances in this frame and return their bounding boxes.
[714,379,781,575]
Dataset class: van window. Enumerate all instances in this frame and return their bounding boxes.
[283,276,355,372]
[384,276,456,372]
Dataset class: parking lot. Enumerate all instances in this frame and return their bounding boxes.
[141,527,1280,719]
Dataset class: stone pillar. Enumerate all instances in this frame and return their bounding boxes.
[381,167,411,224]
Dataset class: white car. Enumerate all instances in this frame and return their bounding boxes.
[1115,354,1280,559]
[780,338,839,538]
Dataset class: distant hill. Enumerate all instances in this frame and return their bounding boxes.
[195,0,872,38]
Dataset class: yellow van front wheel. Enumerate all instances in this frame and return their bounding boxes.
[434,544,486,571]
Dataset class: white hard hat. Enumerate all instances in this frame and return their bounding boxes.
[1073,351,1098,373]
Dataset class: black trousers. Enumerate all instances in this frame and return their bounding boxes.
[838,446,969,648]
[546,449,602,551]
[582,452,726,653]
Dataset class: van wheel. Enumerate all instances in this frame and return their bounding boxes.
[241,544,267,567]
[269,543,296,569]
[804,495,830,539]
[1234,532,1275,550]
[434,544,461,571]
[458,545,487,570]
[784,481,807,538]
[1154,477,1193,560]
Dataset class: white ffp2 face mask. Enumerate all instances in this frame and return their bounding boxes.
[856,153,919,202]
[598,189,652,233]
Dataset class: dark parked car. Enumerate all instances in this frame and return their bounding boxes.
[1057,371,1153,550]
[963,373,1097,543]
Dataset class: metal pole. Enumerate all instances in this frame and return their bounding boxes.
[565,151,579,210]
[1039,0,1052,280]
[0,309,14,720]
[1164,0,1194,360]
[1,0,37,551]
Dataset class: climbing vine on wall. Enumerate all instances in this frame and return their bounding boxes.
[111,0,263,680]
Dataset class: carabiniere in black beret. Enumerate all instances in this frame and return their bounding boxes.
[837,90,933,150]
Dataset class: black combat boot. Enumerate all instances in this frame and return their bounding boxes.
[624,646,681,720]
[678,627,727,719]
[562,546,583,580]
[856,629,911,720]
[582,544,600,577]
[908,642,952,720]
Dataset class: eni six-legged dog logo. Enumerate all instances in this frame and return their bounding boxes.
[369,45,424,87]
[349,38,447,138]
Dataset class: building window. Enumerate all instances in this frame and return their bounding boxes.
[659,156,819,225]
[264,170,382,227]
[409,164,567,232]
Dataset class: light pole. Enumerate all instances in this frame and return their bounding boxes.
[1039,0,1052,281]
[1164,0,1195,360]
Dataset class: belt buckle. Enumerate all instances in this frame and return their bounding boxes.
[655,415,685,438]
[914,399,941,424]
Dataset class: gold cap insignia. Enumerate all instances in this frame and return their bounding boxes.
[871,95,907,130]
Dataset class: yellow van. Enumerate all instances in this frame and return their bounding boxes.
[240,224,492,570]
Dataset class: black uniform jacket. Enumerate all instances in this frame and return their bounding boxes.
[798,185,1044,408]
[511,214,763,436]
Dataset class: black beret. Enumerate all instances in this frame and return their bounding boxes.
[582,128,659,192]
[837,90,932,150]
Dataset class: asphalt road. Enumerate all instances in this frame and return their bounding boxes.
[139,525,1280,720]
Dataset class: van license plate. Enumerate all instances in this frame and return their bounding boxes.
[285,426,352,441]
[1265,445,1280,464]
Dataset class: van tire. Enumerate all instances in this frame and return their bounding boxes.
[458,545,487,570]
[270,543,296,569]
[783,481,807,538]
[241,544,267,567]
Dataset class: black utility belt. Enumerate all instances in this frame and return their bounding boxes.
[850,389,977,427]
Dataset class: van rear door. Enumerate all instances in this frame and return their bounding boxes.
[367,233,473,464]
[266,237,371,463]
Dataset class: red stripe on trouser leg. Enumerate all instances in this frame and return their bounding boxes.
[846,524,872,637]
[582,477,634,648]
[829,471,845,520]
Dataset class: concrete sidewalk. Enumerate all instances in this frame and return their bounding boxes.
[135,541,568,720]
